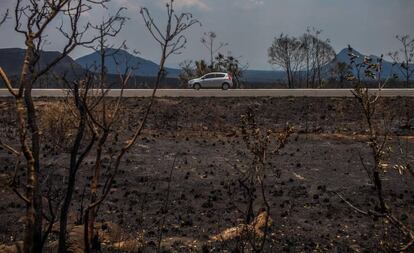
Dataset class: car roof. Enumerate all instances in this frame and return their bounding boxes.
[204,72,228,75]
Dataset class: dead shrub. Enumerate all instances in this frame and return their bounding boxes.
[338,46,414,251]
[40,102,77,151]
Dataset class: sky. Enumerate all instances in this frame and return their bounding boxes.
[0,0,413,70]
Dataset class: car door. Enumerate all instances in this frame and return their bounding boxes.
[213,73,226,88]
[201,74,216,87]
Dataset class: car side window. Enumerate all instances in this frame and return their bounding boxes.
[215,74,225,78]
[204,74,215,79]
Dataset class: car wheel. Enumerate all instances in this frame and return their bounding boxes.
[194,83,201,90]
[222,83,230,90]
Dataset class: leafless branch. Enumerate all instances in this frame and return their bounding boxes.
[58,71,98,253]
[8,153,30,205]
[0,139,20,156]
[140,0,200,60]
[201,31,228,66]
[2,1,117,252]
[0,9,9,25]
[0,67,18,97]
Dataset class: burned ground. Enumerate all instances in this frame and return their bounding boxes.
[0,97,413,252]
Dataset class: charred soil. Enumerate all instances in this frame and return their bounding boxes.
[0,97,413,252]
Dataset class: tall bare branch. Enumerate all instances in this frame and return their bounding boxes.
[0,9,9,25]
[201,31,228,67]
[82,2,199,252]
[0,1,113,252]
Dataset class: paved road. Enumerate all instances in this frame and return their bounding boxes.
[1,89,414,97]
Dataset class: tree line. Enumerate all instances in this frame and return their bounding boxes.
[268,28,335,88]
[268,29,414,88]
[178,27,414,88]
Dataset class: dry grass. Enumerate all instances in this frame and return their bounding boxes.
[211,211,273,242]
[40,102,77,151]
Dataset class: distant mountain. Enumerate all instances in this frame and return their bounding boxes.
[0,48,83,78]
[243,69,284,83]
[1,47,411,88]
[331,48,413,80]
[75,47,411,83]
[332,48,394,76]
[75,49,180,78]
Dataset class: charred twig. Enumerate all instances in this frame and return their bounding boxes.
[407,164,414,180]
[0,139,20,156]
[157,155,178,252]
[335,192,369,216]
[338,191,414,252]
[41,182,59,250]
[6,145,29,205]
[358,154,374,183]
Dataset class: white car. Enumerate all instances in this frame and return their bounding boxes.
[188,72,233,90]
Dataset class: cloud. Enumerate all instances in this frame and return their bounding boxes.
[1,0,413,69]
[246,0,265,6]
[174,0,210,10]
[236,0,265,10]
[113,0,210,11]
[114,0,142,10]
